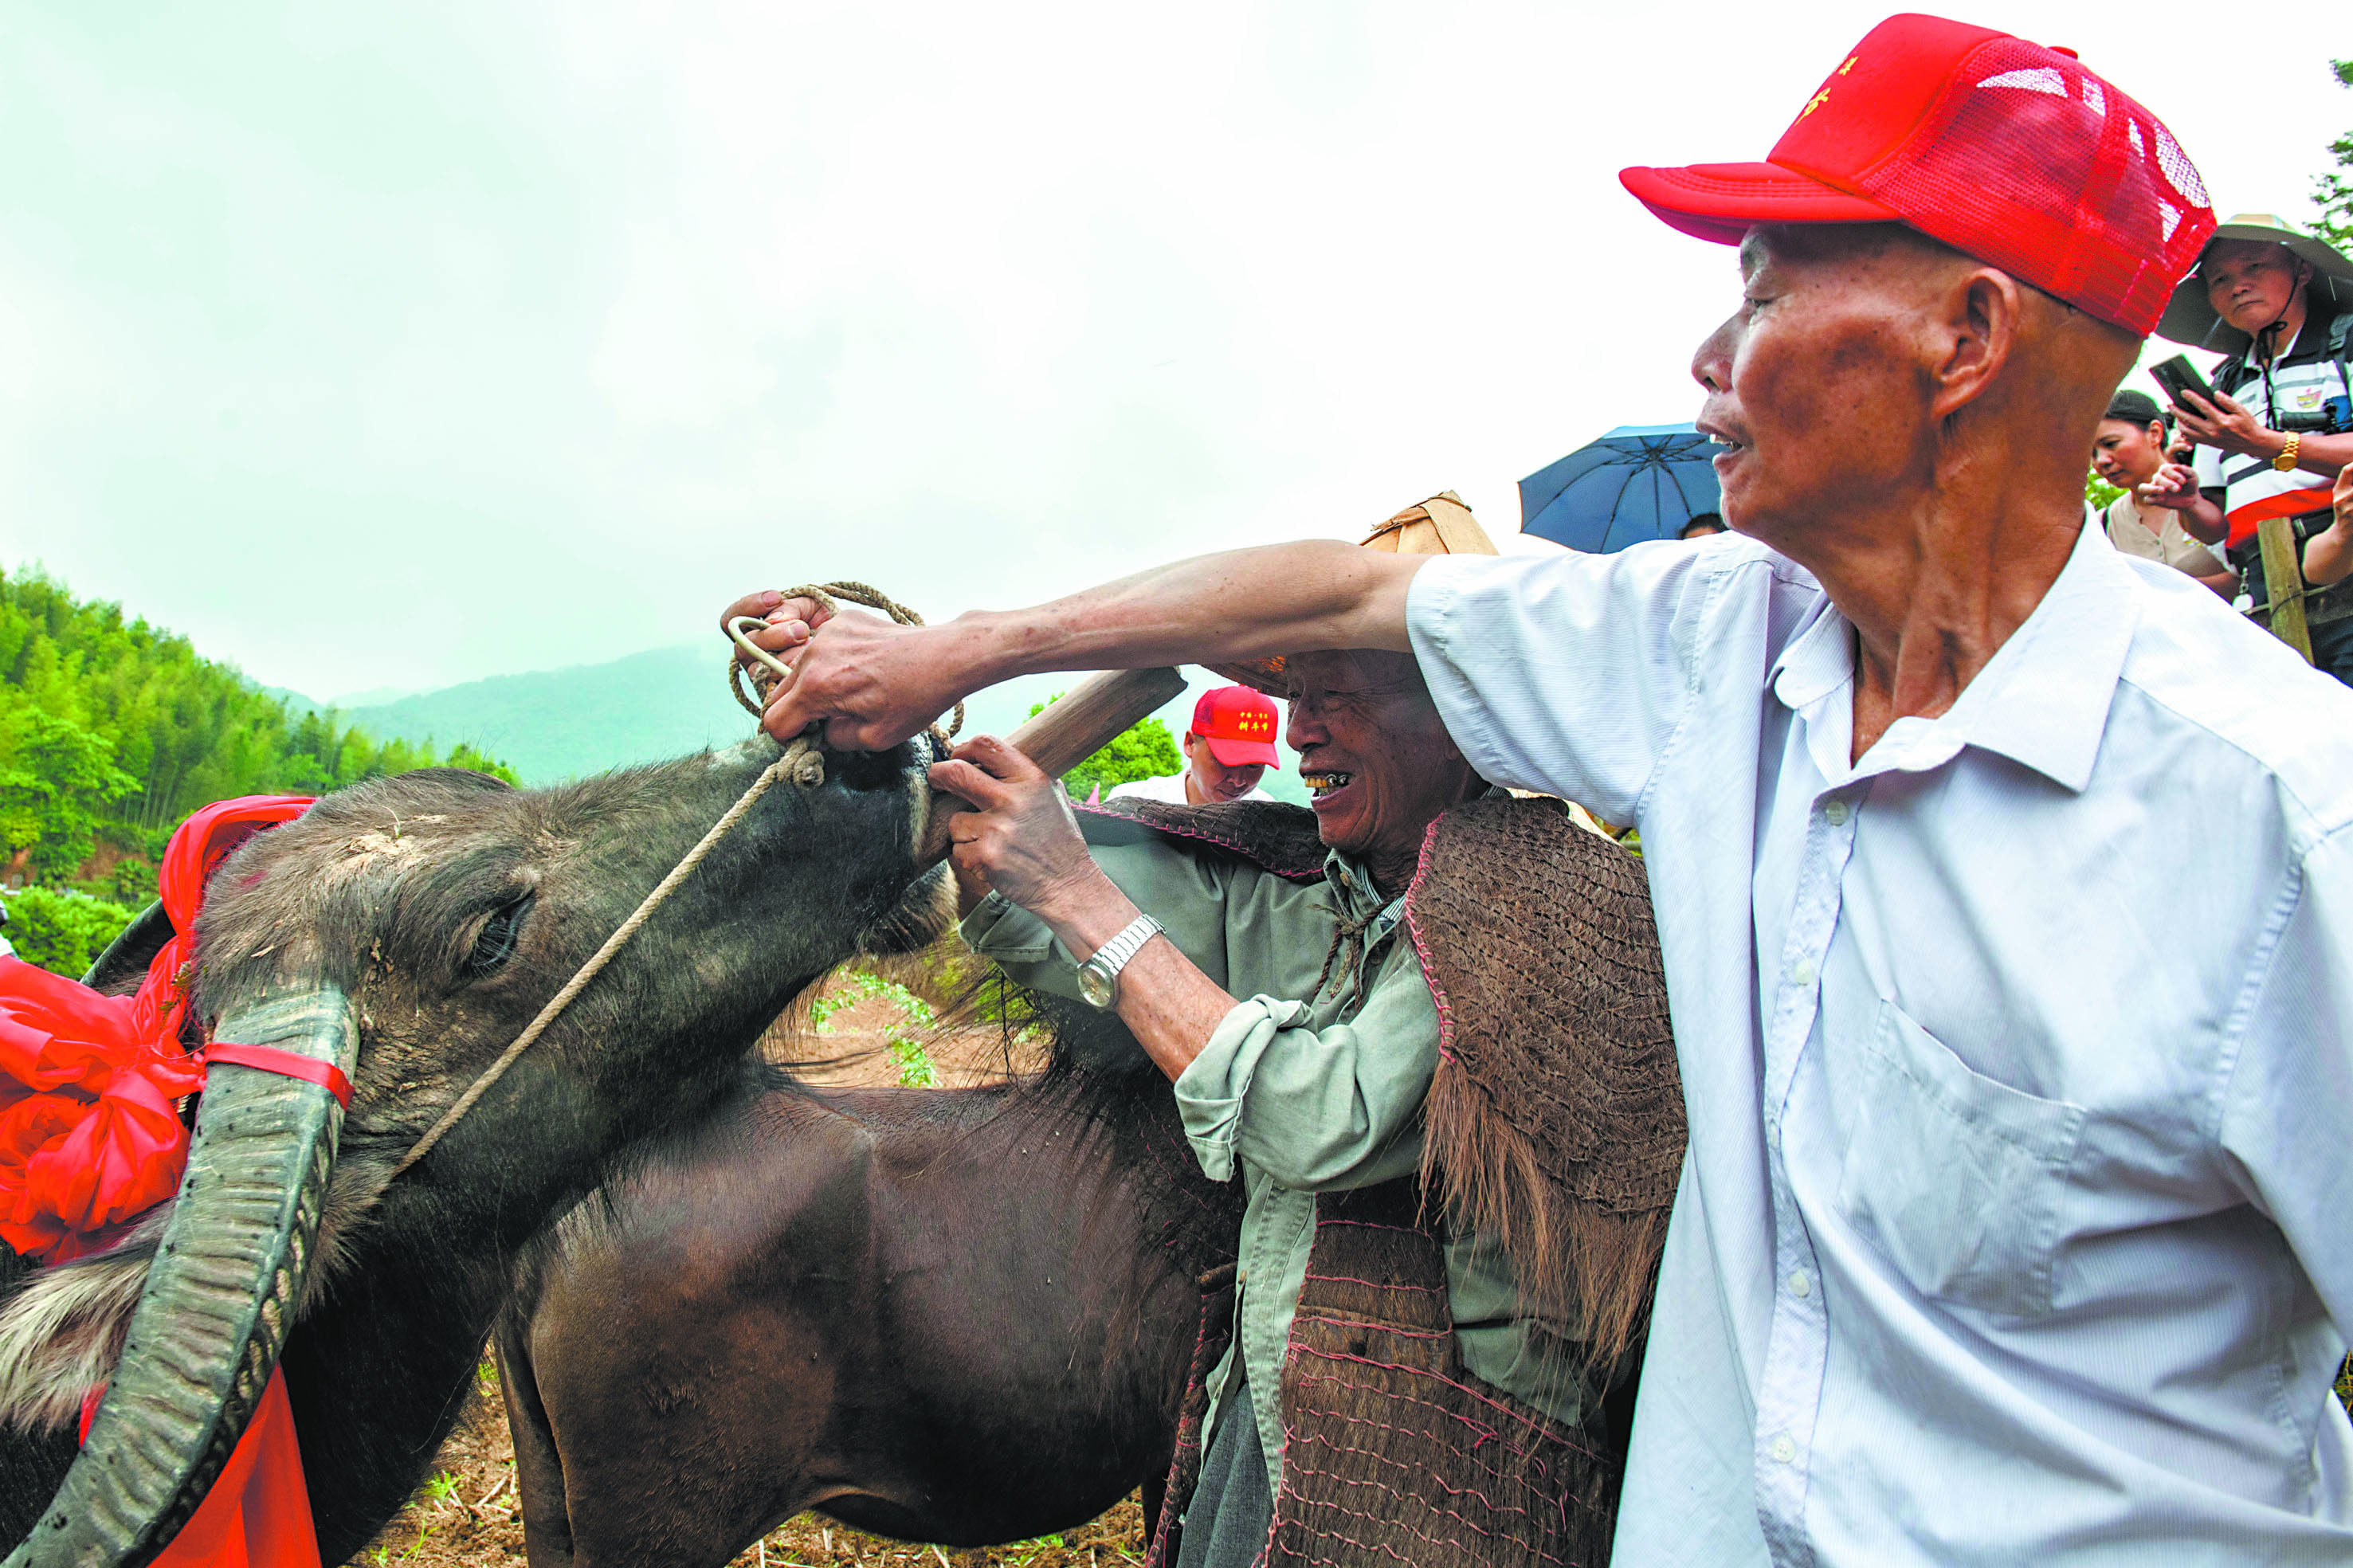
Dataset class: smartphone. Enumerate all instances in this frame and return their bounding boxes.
[2150,355,2219,411]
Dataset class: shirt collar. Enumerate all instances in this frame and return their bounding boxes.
[1323,849,1401,923]
[1768,519,2138,794]
[2237,310,2337,372]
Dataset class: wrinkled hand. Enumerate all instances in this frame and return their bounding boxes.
[716,588,963,750]
[2338,462,2353,527]
[928,735,1105,919]
[2135,462,2202,513]
[2170,388,2276,461]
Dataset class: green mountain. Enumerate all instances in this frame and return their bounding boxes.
[336,647,754,786]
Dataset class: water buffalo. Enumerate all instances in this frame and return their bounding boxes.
[0,735,948,1566]
[496,1041,1240,1566]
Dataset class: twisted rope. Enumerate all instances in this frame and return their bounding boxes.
[393,579,950,1177]
[1312,891,1403,1014]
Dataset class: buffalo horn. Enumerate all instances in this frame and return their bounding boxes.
[6,986,359,1568]
[80,904,173,994]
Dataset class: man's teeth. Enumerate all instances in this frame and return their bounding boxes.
[1304,771,1353,798]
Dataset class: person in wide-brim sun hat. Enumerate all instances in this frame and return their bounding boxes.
[2157,212,2353,355]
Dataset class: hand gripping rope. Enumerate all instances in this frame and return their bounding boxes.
[393,583,957,1176]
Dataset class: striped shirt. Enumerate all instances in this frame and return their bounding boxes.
[2192,313,2351,547]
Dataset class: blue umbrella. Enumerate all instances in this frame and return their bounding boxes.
[1517,422,1723,553]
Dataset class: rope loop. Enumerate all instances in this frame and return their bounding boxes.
[726,582,965,766]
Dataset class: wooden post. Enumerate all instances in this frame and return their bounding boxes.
[918,666,1188,864]
[2257,513,2316,663]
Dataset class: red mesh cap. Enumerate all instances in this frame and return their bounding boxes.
[1192,684,1280,768]
[1619,13,2214,335]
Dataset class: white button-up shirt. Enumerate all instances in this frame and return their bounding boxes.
[1408,523,2353,1565]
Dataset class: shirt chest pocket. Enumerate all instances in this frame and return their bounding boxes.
[1833,1001,2086,1320]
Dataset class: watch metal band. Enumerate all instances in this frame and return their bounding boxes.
[1088,913,1164,978]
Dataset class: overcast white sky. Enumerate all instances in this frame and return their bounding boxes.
[5,3,2344,700]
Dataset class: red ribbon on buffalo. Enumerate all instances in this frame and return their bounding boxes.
[0,795,312,1261]
[3,794,320,1568]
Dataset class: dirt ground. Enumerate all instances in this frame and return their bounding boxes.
[775,989,1049,1088]
[353,974,1131,1567]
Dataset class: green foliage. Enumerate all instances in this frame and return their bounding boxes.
[1025,693,1182,798]
[0,710,138,879]
[2315,60,2353,253]
[2085,469,2124,511]
[105,857,158,907]
[0,565,520,889]
[6,886,138,976]
[814,969,941,1087]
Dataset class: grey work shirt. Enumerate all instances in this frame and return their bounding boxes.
[959,820,1588,1496]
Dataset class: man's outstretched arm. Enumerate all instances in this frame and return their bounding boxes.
[722,540,1424,751]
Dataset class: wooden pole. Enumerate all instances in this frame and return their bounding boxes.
[917,666,1188,864]
[2256,513,2316,663]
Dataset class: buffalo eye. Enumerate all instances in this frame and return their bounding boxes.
[463,894,534,981]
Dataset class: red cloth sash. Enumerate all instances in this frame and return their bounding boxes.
[80,1368,318,1568]
[0,958,206,1262]
[2224,484,2335,549]
[2,794,322,1567]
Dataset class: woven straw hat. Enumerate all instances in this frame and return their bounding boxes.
[1207,492,1496,696]
[2156,213,2353,353]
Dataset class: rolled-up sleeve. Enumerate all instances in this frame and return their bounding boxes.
[1174,944,1438,1189]
[1406,542,1720,823]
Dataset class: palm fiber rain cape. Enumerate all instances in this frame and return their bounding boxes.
[1086,794,1684,1567]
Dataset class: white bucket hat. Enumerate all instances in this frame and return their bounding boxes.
[2156,212,2353,354]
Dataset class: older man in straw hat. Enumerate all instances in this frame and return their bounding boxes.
[920,494,1677,1566]
[731,14,2353,1562]
[2136,212,2353,678]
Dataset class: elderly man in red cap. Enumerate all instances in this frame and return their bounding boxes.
[1106,684,1280,805]
[729,14,2353,1562]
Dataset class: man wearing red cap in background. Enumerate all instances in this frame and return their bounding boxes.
[1106,684,1280,805]
[734,14,2353,1561]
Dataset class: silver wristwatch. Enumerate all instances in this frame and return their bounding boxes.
[1076,913,1165,1011]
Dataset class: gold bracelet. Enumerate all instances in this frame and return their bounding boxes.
[2275,431,2303,472]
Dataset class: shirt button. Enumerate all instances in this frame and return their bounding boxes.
[1788,1270,1812,1299]
[1771,1433,1798,1464]
[1787,959,1817,988]
[1823,800,1849,827]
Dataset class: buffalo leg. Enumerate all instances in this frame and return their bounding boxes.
[496,1310,578,1567]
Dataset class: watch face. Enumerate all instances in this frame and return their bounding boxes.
[1077,963,1115,1010]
